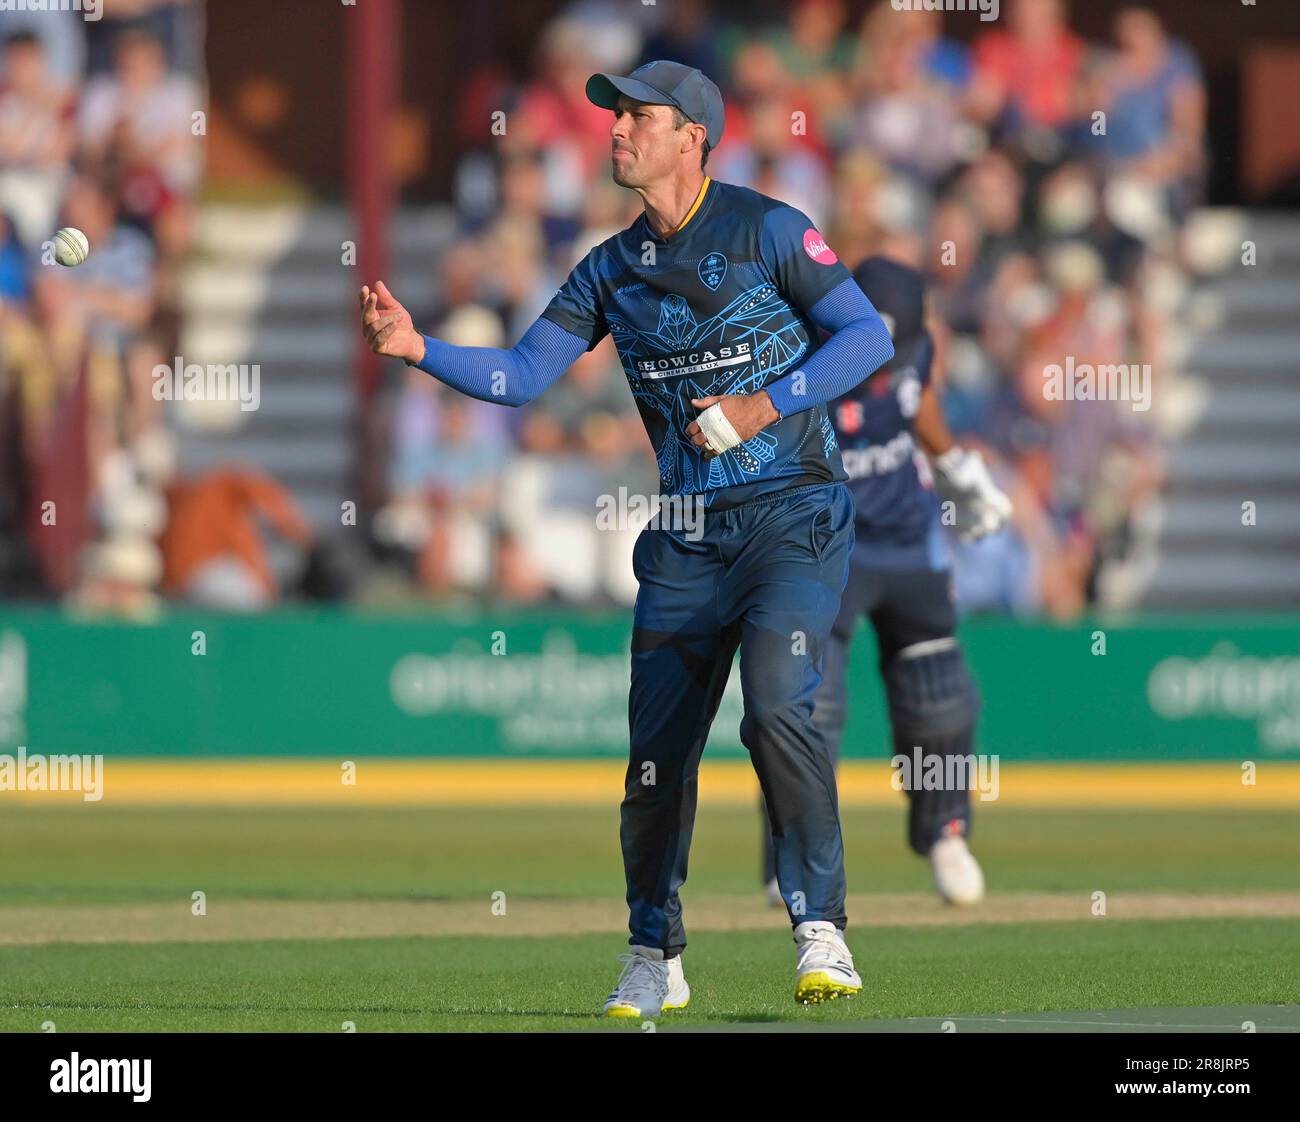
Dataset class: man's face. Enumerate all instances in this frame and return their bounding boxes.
[609,95,692,188]
[5,42,45,90]
[116,34,166,87]
[64,180,114,241]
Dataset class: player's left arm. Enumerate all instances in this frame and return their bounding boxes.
[686,206,894,457]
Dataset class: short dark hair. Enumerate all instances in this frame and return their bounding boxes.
[670,106,710,169]
[4,31,42,51]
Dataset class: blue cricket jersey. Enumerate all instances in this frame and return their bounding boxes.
[830,330,950,571]
[540,178,857,511]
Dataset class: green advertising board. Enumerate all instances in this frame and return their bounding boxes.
[0,609,1297,760]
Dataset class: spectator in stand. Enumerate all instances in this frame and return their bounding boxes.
[720,39,795,158]
[414,238,486,327]
[381,304,510,598]
[950,494,1041,616]
[1089,7,1206,216]
[926,151,1030,335]
[496,148,580,262]
[769,0,855,81]
[515,338,643,470]
[484,213,563,343]
[78,25,201,231]
[0,32,76,251]
[0,7,85,89]
[970,0,1085,137]
[0,211,30,306]
[894,5,972,93]
[407,394,504,597]
[824,149,890,273]
[849,2,969,185]
[710,93,830,224]
[160,467,314,611]
[1036,162,1145,285]
[638,0,720,84]
[926,196,985,335]
[389,307,510,496]
[40,175,155,352]
[1010,240,1161,614]
[764,0,855,151]
[82,0,206,79]
[511,17,624,216]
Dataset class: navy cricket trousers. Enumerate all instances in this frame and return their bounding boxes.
[622,481,854,955]
[761,564,976,882]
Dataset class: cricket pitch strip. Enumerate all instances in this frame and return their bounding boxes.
[3,890,1300,946]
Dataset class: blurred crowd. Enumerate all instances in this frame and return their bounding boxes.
[377,0,1202,618]
[0,0,214,612]
[0,0,1209,620]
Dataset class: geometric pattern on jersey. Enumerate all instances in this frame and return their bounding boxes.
[608,285,806,491]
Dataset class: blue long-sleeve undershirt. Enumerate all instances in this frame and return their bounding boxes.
[764,277,895,418]
[408,275,893,414]
[409,317,588,406]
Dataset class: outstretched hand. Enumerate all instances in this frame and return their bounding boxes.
[359,281,426,364]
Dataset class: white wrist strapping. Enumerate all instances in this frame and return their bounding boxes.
[696,402,743,454]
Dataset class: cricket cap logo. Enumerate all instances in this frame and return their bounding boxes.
[657,293,697,347]
[698,251,728,291]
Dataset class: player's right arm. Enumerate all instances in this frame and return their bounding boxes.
[358,279,591,407]
[914,381,956,459]
[912,355,1012,543]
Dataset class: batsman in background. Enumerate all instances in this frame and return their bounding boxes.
[761,257,1012,908]
[359,62,895,1017]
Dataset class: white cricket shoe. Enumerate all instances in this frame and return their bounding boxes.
[765,877,783,908]
[603,946,690,1018]
[930,836,985,905]
[793,920,862,1005]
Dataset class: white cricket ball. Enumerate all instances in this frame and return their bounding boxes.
[53,226,90,267]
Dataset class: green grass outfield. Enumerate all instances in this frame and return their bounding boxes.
[1,804,1298,1032]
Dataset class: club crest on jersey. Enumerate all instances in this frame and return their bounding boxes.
[698,251,728,291]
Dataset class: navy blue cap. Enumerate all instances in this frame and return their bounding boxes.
[851,256,925,359]
[586,60,725,149]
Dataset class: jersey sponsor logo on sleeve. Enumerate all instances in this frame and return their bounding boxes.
[836,400,865,434]
[803,228,838,265]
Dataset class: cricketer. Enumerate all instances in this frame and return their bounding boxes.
[360,61,895,1017]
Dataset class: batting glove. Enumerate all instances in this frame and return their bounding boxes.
[933,446,1013,543]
